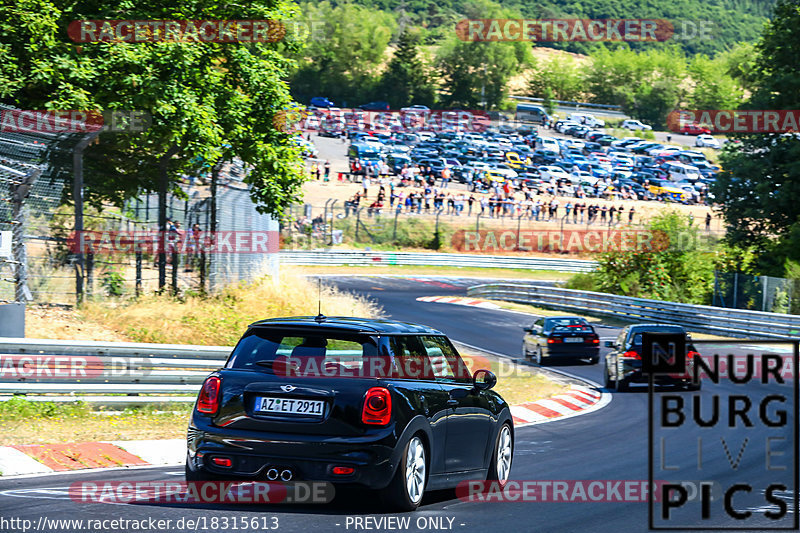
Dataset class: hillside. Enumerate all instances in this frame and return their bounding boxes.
[335,0,775,56]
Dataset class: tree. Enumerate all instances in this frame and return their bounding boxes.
[714,0,800,275]
[376,29,436,108]
[288,2,396,106]
[591,211,715,304]
[527,56,584,102]
[435,0,530,110]
[0,0,306,218]
[687,54,744,110]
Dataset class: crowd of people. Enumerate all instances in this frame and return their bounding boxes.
[340,180,639,225]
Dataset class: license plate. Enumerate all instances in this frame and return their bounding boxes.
[563,337,584,343]
[255,396,325,417]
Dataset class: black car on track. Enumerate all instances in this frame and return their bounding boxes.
[186,316,514,511]
[603,324,702,392]
[521,316,600,365]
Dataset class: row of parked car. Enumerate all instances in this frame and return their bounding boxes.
[343,121,719,204]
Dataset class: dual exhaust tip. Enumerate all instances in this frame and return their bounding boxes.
[266,468,293,481]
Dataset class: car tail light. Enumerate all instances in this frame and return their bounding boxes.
[197,376,221,414]
[547,338,562,344]
[362,387,391,426]
[332,466,355,475]
[587,335,600,344]
[621,350,641,360]
[212,456,232,467]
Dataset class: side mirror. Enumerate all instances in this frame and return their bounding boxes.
[473,369,497,391]
[604,340,615,348]
[523,327,533,333]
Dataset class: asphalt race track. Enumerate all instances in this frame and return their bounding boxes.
[0,275,796,533]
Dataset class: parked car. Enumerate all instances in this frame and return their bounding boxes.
[359,101,391,111]
[310,96,335,108]
[522,316,600,365]
[186,316,514,511]
[679,123,712,135]
[695,135,721,149]
[604,324,701,391]
[621,119,653,131]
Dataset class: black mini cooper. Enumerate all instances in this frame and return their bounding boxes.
[186,316,514,511]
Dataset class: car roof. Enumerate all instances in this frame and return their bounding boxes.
[627,323,686,332]
[248,316,445,335]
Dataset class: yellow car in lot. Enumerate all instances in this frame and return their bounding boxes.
[646,181,689,202]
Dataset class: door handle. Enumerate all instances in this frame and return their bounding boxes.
[447,399,459,407]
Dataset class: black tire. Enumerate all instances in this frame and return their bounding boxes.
[380,435,427,512]
[185,459,222,482]
[521,341,531,361]
[587,355,599,365]
[533,346,544,366]
[487,424,514,488]
[604,364,615,389]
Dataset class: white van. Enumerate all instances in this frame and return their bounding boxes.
[665,162,701,182]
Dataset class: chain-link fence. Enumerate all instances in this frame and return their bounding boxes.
[712,271,797,314]
[0,105,278,305]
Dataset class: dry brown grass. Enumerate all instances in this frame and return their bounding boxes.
[76,269,383,346]
[458,346,569,405]
[0,411,191,446]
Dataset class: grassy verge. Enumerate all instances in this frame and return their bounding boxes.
[0,398,192,446]
[33,269,383,345]
[293,265,574,281]
[458,346,569,405]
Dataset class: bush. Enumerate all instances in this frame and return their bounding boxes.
[563,272,598,291]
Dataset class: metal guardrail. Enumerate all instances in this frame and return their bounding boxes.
[0,338,229,404]
[467,283,800,339]
[279,250,597,273]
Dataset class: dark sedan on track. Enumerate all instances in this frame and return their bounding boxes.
[186,316,514,511]
[603,323,702,391]
[521,316,600,365]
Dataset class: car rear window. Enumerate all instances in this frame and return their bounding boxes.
[630,327,686,345]
[545,317,591,331]
[226,329,384,377]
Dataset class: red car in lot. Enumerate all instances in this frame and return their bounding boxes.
[679,123,712,135]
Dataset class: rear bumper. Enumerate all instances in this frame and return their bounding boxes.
[618,359,695,384]
[543,345,600,358]
[186,421,398,490]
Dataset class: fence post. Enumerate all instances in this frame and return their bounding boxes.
[329,200,338,246]
[393,209,400,241]
[171,251,179,296]
[135,250,142,297]
[86,252,94,298]
[10,169,39,303]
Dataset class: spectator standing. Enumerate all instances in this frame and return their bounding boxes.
[705,212,712,232]
[628,206,635,224]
